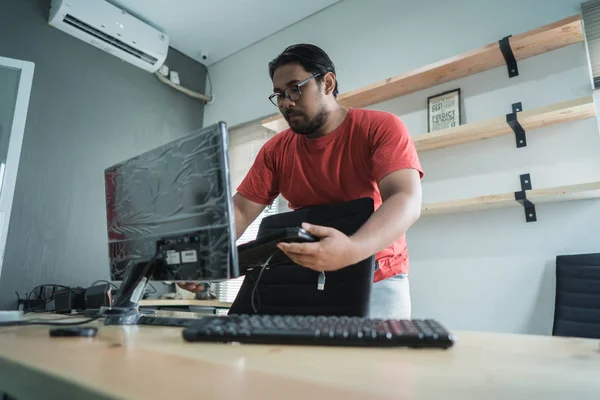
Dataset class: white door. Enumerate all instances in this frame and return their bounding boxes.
[0,57,34,277]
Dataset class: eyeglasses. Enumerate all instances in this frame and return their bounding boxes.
[268,74,321,107]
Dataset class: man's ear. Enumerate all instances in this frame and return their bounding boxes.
[323,72,336,96]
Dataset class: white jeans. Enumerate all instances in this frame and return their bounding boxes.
[369,274,411,320]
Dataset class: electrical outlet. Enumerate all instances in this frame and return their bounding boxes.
[169,71,180,85]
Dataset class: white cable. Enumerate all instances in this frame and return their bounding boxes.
[205,68,215,105]
[251,250,279,313]
[206,67,213,98]
[154,72,212,103]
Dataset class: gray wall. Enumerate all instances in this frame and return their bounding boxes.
[0,0,207,308]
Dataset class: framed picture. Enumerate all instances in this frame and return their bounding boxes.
[427,88,461,132]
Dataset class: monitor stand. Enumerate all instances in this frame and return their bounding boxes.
[100,254,210,326]
[101,258,157,325]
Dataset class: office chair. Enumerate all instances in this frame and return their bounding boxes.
[228,198,375,317]
[552,252,600,339]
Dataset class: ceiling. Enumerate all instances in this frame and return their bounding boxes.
[109,0,340,66]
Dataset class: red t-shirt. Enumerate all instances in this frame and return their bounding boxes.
[237,108,423,282]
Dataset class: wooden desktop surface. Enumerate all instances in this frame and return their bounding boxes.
[0,315,599,400]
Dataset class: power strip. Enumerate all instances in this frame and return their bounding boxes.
[0,311,23,322]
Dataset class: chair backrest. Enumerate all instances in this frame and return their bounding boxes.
[228,198,375,316]
[553,253,600,339]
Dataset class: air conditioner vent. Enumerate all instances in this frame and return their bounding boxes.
[64,14,158,65]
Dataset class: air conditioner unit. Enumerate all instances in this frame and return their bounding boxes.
[49,0,169,73]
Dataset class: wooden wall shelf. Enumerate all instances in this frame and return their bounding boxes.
[421,181,600,217]
[262,15,583,133]
[414,96,595,152]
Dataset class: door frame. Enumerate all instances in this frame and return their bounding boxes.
[0,56,34,276]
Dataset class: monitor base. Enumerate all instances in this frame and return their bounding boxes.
[101,307,143,325]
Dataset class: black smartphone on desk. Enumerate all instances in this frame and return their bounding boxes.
[49,327,98,337]
[237,227,318,273]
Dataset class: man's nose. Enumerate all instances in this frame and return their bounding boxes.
[279,97,296,110]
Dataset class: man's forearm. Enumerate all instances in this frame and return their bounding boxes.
[349,191,421,262]
[234,206,250,239]
[232,193,268,239]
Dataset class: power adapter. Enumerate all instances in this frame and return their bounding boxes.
[85,283,113,310]
[54,288,86,314]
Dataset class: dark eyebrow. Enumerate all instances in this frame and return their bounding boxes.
[273,79,300,92]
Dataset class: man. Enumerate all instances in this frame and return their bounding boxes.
[184,44,423,319]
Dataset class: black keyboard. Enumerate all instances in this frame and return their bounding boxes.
[182,315,454,348]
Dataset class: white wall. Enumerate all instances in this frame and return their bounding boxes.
[206,0,600,335]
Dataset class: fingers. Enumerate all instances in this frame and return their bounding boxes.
[177,282,204,293]
[277,241,319,254]
[301,222,334,238]
[278,247,324,271]
[286,252,309,264]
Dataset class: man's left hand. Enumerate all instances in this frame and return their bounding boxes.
[276,223,361,272]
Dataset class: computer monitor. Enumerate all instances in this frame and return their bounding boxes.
[104,122,239,299]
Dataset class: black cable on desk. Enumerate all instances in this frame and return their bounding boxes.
[90,280,119,290]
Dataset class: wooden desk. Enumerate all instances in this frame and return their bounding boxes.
[0,316,599,400]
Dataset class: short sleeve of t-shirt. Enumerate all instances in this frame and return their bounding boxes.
[369,113,423,182]
[236,140,280,205]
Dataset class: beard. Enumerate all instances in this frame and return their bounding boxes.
[284,108,328,136]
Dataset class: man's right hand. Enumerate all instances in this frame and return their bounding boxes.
[177,282,206,294]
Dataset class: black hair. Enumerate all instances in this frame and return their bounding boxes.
[268,44,339,97]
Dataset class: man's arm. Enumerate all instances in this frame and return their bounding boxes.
[348,168,421,261]
[233,193,267,239]
[277,169,422,271]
